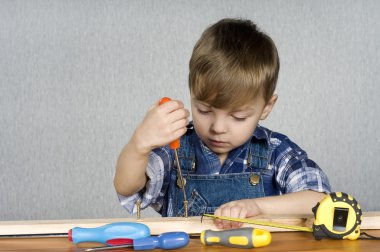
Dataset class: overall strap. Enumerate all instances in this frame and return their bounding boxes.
[175,125,196,173]
[247,130,272,172]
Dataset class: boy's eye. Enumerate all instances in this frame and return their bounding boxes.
[197,109,211,115]
[232,115,247,121]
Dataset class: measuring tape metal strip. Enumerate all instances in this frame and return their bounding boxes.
[202,213,313,232]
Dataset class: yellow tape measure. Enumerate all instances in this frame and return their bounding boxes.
[204,192,362,240]
[312,192,362,240]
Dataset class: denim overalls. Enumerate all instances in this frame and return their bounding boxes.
[161,126,279,217]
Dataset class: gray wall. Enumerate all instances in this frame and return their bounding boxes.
[1,0,379,221]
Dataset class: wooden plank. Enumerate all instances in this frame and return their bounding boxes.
[0,212,379,236]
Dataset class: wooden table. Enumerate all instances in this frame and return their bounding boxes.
[1,230,380,252]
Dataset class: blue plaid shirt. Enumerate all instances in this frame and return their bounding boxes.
[118,124,331,213]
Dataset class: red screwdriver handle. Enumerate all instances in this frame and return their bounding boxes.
[159,97,180,150]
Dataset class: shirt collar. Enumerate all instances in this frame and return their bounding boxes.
[252,124,271,145]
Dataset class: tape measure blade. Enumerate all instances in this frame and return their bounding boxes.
[203,214,313,232]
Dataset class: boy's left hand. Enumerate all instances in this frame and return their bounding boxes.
[214,199,261,229]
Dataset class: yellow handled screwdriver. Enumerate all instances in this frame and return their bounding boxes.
[200,227,271,249]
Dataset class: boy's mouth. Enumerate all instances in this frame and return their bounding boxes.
[208,139,229,148]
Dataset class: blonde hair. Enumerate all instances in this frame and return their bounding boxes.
[189,18,279,109]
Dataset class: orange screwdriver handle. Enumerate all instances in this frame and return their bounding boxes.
[159,97,180,150]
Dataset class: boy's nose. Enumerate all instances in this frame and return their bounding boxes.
[210,117,227,134]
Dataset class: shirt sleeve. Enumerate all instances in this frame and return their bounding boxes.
[117,147,171,214]
[271,136,331,194]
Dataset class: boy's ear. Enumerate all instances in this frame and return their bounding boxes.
[260,94,278,120]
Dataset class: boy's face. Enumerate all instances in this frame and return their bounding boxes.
[191,95,277,156]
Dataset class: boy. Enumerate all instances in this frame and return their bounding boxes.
[114,18,331,229]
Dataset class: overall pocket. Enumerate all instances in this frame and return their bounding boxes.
[177,188,207,216]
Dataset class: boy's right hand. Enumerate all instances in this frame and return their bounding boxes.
[133,99,190,154]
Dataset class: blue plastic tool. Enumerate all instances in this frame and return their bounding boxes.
[85,232,190,251]
[68,222,150,245]
[133,231,189,250]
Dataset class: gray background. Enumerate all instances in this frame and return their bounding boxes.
[1,0,379,221]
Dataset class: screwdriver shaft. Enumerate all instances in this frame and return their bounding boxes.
[174,149,188,218]
[85,244,132,251]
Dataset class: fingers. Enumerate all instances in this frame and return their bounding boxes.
[160,101,189,138]
[171,119,189,137]
[169,108,190,125]
[215,206,231,229]
[235,208,247,228]
[157,100,189,124]
[214,202,248,229]
[136,99,189,151]
[157,99,185,114]
[142,99,188,147]
[214,208,223,229]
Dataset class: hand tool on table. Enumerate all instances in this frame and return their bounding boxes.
[0,222,150,241]
[68,222,150,245]
[159,97,188,218]
[203,192,376,241]
[201,227,271,248]
[85,231,190,251]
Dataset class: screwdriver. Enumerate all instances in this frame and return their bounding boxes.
[159,97,188,218]
[68,222,150,245]
[201,227,272,249]
[85,231,190,251]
